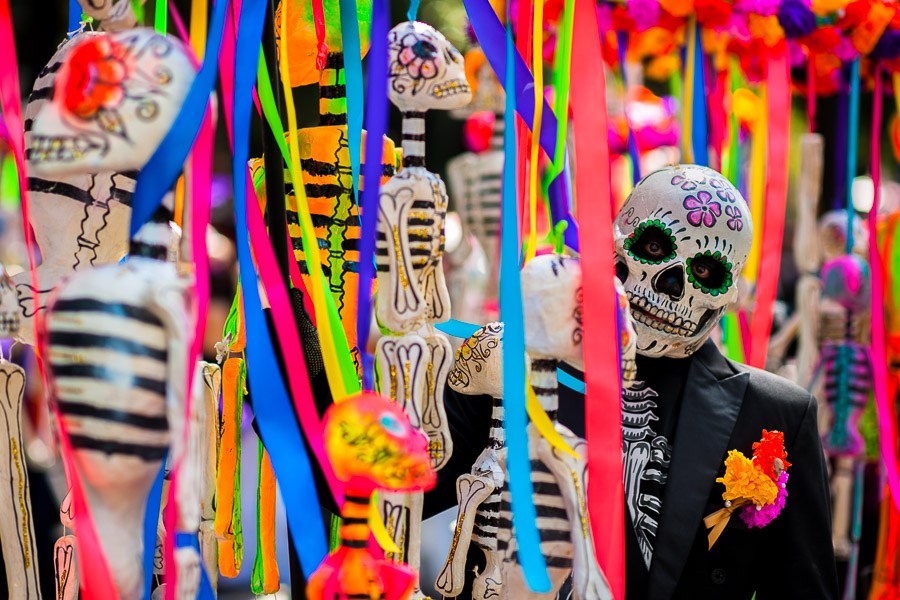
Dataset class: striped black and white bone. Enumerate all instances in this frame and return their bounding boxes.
[0,361,42,597]
[435,322,506,599]
[497,255,611,600]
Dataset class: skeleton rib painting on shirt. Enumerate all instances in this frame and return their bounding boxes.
[622,380,672,568]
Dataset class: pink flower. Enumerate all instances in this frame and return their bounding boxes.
[741,471,789,528]
[684,191,722,227]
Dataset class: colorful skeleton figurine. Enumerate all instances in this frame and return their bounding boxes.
[0,270,41,598]
[435,322,504,599]
[17,0,146,346]
[261,0,395,372]
[30,27,196,599]
[307,391,436,600]
[375,21,471,597]
[497,254,616,600]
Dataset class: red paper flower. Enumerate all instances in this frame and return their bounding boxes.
[696,0,734,29]
[60,36,133,120]
[752,429,792,480]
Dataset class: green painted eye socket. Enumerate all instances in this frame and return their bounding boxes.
[624,220,678,265]
[686,250,733,296]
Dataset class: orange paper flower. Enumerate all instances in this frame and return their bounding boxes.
[716,449,779,506]
[60,36,133,119]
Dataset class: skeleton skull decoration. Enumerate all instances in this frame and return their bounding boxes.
[388,21,471,112]
[29,28,195,176]
[614,165,753,358]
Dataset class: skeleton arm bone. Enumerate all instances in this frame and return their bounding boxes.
[434,473,494,596]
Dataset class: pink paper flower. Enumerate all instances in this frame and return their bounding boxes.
[741,471,789,528]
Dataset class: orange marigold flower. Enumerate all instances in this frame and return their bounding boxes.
[752,429,791,480]
[60,36,133,120]
[717,450,779,506]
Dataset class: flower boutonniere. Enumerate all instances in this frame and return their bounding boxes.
[703,430,791,549]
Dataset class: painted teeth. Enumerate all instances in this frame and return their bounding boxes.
[628,296,697,337]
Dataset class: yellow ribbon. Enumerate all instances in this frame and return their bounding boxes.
[526,377,580,458]
[743,84,767,282]
[525,0,544,264]
[278,5,358,401]
[189,0,207,59]
[368,491,401,555]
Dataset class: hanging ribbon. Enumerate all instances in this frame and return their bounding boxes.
[617,31,642,185]
[525,0,544,264]
[691,19,708,166]
[355,0,388,386]
[683,17,697,164]
[155,0,167,32]
[499,17,551,593]
[190,0,208,58]
[232,0,329,578]
[407,0,421,20]
[869,65,900,512]
[278,0,359,400]
[312,0,327,70]
[526,381,579,457]
[744,84,767,283]
[726,57,742,187]
[571,0,624,597]
[807,54,815,132]
[0,1,120,597]
[846,59,861,253]
[68,0,81,35]
[130,0,229,236]
[141,457,166,600]
[748,46,790,369]
[548,0,572,177]
[339,0,363,202]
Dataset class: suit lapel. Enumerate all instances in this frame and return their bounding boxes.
[646,342,749,599]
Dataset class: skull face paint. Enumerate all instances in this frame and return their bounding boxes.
[28,29,196,176]
[388,21,472,112]
[614,165,753,358]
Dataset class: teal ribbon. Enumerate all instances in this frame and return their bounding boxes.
[499,18,550,593]
[846,58,860,253]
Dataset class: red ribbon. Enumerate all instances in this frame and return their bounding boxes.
[748,46,790,369]
[312,0,327,70]
[0,1,120,597]
[571,1,624,597]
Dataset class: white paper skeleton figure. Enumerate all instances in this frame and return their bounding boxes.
[614,165,753,358]
[31,28,196,600]
[55,490,79,600]
[16,7,172,345]
[435,322,505,600]
[497,254,613,600]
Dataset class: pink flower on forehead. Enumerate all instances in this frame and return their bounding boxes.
[684,191,722,227]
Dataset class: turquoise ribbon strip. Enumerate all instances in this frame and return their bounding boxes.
[499,19,550,592]
[846,58,860,253]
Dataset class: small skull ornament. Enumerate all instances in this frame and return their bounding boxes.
[614,165,753,358]
[520,253,584,370]
[388,21,472,112]
[28,29,195,176]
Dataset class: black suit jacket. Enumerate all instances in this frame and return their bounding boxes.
[626,340,838,600]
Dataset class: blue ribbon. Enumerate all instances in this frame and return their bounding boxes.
[556,369,586,394]
[355,0,388,390]
[68,0,81,35]
[407,0,421,21]
[141,458,166,600]
[339,0,364,203]
[499,19,550,592]
[691,23,709,167]
[129,0,229,237]
[233,0,327,577]
[173,533,215,600]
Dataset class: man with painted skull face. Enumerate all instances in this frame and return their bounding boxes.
[614,165,837,599]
